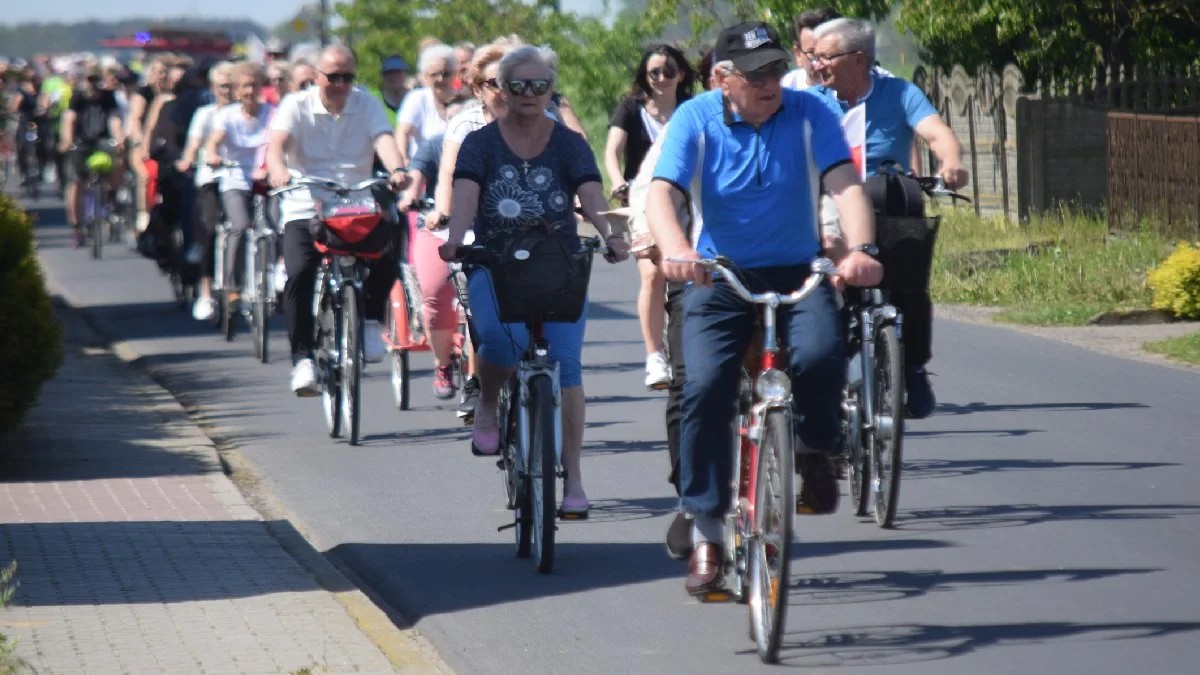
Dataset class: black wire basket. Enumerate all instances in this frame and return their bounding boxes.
[485,232,595,324]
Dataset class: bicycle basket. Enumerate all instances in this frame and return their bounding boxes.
[311,195,390,255]
[876,215,940,293]
[485,232,595,324]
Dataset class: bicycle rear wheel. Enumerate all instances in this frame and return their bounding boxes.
[341,284,363,446]
[89,184,102,260]
[528,374,557,574]
[845,385,871,517]
[253,242,270,363]
[749,409,793,664]
[385,292,412,411]
[871,324,904,528]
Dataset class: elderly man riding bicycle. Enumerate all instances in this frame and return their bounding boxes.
[646,22,883,598]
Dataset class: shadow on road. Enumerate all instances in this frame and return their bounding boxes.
[328,541,681,620]
[906,428,1045,438]
[904,457,1177,480]
[585,496,678,523]
[775,620,1200,668]
[903,503,1200,531]
[936,400,1149,416]
[796,538,954,561]
[583,439,669,456]
[789,567,1160,606]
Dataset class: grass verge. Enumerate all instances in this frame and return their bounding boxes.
[1143,331,1200,365]
[1,561,24,675]
[928,205,1173,326]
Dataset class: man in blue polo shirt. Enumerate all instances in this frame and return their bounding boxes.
[809,17,968,419]
[647,21,883,598]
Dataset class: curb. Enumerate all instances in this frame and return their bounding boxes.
[42,271,454,674]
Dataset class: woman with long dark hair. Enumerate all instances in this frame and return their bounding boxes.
[603,44,696,391]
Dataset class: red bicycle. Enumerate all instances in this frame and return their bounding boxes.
[669,254,836,663]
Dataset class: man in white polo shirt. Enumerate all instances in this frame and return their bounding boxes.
[266,44,409,396]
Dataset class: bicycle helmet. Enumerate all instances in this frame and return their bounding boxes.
[86,151,114,175]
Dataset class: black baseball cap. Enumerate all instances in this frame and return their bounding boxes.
[715,22,791,72]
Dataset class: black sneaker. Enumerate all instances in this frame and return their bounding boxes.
[796,453,839,515]
[905,367,936,419]
[665,512,693,561]
[456,376,480,423]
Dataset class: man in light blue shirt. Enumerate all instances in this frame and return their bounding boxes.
[808,18,968,419]
[647,21,882,598]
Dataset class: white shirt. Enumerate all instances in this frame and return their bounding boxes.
[187,103,220,186]
[396,87,447,157]
[270,87,394,224]
[215,103,274,192]
[781,68,810,90]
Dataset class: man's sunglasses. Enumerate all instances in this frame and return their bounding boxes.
[809,50,861,66]
[735,61,789,87]
[648,66,678,80]
[321,71,356,84]
[504,78,551,96]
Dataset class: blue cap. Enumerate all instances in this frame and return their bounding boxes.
[381,56,409,74]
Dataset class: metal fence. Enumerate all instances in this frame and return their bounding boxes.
[1107,113,1200,236]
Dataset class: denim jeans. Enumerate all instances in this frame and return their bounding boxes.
[678,265,844,519]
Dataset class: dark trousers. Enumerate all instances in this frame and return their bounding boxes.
[865,173,933,370]
[665,282,686,496]
[281,219,399,364]
[194,182,221,278]
[679,266,845,518]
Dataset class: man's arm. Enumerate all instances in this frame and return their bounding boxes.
[59,110,76,150]
[914,114,968,189]
[825,163,882,287]
[127,93,147,145]
[647,180,707,286]
[265,128,291,188]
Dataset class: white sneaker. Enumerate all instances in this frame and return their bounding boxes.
[645,351,672,390]
[192,296,217,321]
[363,320,387,364]
[185,243,203,265]
[273,263,288,294]
[290,359,320,397]
[135,211,151,233]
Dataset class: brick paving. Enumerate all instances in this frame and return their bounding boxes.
[0,310,397,674]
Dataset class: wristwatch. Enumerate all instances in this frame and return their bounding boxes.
[390,167,406,175]
[850,243,879,257]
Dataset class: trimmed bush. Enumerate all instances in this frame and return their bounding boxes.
[0,194,63,433]
[1147,241,1200,320]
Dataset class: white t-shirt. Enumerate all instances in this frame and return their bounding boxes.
[214,103,274,191]
[187,103,220,186]
[270,87,394,224]
[781,68,810,90]
[396,87,447,157]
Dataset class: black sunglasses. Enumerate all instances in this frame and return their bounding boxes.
[736,61,789,87]
[481,77,501,91]
[648,66,678,80]
[504,78,551,96]
[321,71,356,84]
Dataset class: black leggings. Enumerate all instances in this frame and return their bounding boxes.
[194,182,221,278]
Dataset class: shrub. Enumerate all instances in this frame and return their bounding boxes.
[0,194,63,433]
[0,561,23,674]
[1147,241,1200,320]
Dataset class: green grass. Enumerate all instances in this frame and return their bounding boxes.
[0,561,24,675]
[1143,331,1200,364]
[928,205,1174,326]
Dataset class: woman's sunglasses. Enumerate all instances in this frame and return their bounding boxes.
[504,78,551,96]
[321,71,356,84]
[480,77,501,91]
[648,66,678,80]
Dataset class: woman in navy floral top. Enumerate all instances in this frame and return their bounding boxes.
[441,45,630,517]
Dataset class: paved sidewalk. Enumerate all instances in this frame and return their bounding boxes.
[0,306,402,674]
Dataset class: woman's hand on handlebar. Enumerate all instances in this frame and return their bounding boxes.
[251,166,268,183]
[602,235,630,263]
[268,167,291,189]
[837,251,884,288]
[206,155,224,169]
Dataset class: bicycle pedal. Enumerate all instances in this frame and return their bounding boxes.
[497,521,517,532]
[557,510,587,521]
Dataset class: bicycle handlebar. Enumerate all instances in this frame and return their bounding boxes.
[913,175,971,204]
[269,175,388,197]
[664,256,838,306]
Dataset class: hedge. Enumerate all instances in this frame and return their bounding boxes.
[0,193,63,433]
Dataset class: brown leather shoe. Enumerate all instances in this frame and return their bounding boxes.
[685,542,726,597]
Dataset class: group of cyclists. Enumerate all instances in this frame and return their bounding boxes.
[5,5,970,601]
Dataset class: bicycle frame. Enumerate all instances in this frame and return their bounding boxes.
[848,288,902,443]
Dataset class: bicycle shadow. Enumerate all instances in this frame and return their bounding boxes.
[788,567,1160,607]
[904,457,1178,481]
[584,496,678,523]
[935,400,1149,417]
[773,620,1200,668]
[901,503,1200,532]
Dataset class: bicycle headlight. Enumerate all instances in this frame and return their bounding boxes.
[755,368,791,401]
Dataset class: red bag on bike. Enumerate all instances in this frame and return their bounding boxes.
[311,195,392,257]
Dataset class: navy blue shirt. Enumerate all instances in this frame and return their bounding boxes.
[653,88,850,269]
[453,121,601,244]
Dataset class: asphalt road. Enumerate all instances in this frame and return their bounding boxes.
[25,191,1200,674]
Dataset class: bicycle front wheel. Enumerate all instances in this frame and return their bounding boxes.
[844,384,871,517]
[749,409,793,664]
[341,285,363,446]
[89,184,102,260]
[528,374,557,574]
[320,290,343,439]
[871,324,905,528]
